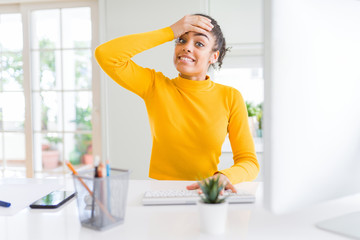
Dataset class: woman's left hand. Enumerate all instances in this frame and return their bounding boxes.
[186,173,237,194]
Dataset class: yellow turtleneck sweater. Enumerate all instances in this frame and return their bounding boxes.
[95,27,259,184]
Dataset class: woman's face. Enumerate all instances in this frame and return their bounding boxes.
[173,31,219,81]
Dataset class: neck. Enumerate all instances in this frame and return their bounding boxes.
[179,72,207,81]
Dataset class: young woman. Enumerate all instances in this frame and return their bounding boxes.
[95,14,259,192]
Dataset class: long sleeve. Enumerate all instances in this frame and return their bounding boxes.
[94,27,174,99]
[94,26,259,183]
[217,88,260,184]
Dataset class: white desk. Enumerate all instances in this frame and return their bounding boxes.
[1,179,359,240]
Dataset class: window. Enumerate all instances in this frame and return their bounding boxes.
[0,12,26,174]
[31,7,93,174]
[0,1,99,178]
[213,68,263,105]
[211,53,264,152]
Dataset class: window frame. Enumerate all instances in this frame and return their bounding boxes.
[0,0,100,177]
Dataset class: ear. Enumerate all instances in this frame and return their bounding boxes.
[209,50,220,64]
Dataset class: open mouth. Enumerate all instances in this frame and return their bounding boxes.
[178,56,195,63]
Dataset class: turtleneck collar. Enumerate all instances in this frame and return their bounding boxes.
[173,74,214,91]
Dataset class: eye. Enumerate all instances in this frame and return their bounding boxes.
[195,42,204,47]
[176,38,186,44]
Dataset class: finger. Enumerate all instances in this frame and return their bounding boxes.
[202,18,214,29]
[191,19,213,32]
[226,184,237,193]
[186,182,200,190]
[189,26,211,36]
[197,16,214,29]
[194,22,213,32]
[195,15,213,25]
[187,15,213,31]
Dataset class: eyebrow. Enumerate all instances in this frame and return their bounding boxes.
[183,32,209,41]
[194,33,209,40]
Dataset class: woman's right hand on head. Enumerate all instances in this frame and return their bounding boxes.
[170,15,214,39]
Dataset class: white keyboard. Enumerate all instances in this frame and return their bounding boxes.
[142,189,255,206]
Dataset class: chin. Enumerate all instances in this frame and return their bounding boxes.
[175,65,196,76]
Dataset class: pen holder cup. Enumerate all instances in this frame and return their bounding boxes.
[72,168,130,231]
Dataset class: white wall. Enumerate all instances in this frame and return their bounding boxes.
[210,0,262,45]
[99,0,263,180]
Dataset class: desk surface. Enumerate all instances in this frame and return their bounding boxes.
[1,178,359,240]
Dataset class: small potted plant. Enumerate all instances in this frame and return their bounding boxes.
[197,176,228,234]
[246,101,258,137]
[256,103,263,138]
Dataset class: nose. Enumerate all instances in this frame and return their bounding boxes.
[182,42,192,53]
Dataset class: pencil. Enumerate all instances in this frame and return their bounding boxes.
[97,162,105,178]
[66,162,115,222]
[66,162,92,193]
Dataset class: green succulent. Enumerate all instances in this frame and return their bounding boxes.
[198,176,226,204]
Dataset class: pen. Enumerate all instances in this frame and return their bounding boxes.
[106,160,110,177]
[0,200,11,208]
[105,160,111,212]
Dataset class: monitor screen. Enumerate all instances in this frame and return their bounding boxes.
[263,0,360,215]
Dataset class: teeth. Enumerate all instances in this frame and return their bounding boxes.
[179,57,194,62]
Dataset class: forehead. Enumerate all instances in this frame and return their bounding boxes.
[182,31,215,42]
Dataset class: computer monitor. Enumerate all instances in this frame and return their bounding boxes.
[263,0,360,238]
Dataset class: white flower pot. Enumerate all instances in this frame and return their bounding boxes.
[198,200,228,234]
